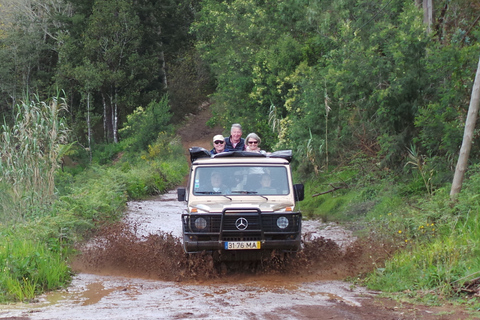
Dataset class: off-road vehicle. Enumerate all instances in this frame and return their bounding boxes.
[177,147,304,260]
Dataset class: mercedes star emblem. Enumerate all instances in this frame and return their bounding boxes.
[235,217,248,230]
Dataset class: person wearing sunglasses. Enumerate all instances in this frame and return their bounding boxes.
[210,134,227,155]
[245,132,266,154]
[224,123,245,151]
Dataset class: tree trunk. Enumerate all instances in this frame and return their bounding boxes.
[423,0,434,34]
[102,93,107,142]
[160,48,168,89]
[87,92,92,163]
[113,88,118,143]
[450,55,480,198]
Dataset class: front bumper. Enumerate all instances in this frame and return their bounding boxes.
[181,208,302,254]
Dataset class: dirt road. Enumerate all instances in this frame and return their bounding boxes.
[0,191,474,320]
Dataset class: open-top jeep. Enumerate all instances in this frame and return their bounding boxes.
[177,148,304,260]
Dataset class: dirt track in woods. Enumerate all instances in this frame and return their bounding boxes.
[0,105,475,320]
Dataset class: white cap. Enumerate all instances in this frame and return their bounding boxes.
[213,134,225,142]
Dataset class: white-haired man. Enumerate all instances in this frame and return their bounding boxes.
[224,123,245,151]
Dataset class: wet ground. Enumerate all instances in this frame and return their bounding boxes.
[0,191,476,320]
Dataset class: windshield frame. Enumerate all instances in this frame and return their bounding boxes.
[192,165,290,196]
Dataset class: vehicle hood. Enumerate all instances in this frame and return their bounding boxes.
[187,197,296,213]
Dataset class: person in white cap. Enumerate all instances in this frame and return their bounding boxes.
[210,134,227,154]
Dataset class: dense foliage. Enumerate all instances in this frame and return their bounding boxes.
[0,0,207,145]
[194,0,480,174]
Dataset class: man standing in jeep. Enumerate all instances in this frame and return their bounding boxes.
[224,123,245,151]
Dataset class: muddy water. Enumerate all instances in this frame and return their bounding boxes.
[0,191,386,320]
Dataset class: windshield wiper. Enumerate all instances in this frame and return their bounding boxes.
[195,191,221,194]
[231,190,258,194]
[230,191,268,200]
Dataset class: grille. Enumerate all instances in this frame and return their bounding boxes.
[183,212,301,235]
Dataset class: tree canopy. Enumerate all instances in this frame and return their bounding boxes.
[0,0,479,175]
[193,0,480,174]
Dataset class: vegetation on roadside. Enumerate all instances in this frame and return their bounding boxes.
[0,96,187,302]
[297,155,480,309]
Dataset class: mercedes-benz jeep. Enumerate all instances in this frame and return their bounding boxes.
[177,148,304,260]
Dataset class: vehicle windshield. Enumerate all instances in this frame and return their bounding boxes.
[193,166,289,196]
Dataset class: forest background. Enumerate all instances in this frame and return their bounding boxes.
[1,0,480,311]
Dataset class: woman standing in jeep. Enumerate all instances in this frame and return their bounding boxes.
[245,133,266,154]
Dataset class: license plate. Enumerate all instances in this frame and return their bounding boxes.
[225,241,261,250]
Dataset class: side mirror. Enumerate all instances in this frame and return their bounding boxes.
[177,187,186,201]
[293,184,304,202]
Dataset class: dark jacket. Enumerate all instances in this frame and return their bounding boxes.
[224,137,245,151]
[210,148,223,155]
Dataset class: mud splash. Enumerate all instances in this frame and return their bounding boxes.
[72,220,388,283]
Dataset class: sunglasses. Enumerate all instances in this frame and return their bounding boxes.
[214,140,224,144]
[248,141,258,144]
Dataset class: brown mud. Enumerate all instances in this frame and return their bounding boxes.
[71,220,386,283]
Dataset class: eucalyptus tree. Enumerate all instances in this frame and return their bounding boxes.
[57,0,158,144]
[56,0,197,145]
[84,0,149,143]
[0,0,70,116]
[450,55,480,198]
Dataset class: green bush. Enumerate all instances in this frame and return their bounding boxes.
[91,143,125,165]
[119,96,173,154]
[0,228,72,302]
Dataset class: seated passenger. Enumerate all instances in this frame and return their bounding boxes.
[245,133,266,154]
[231,170,247,192]
[210,171,229,194]
[256,174,276,194]
[210,134,226,155]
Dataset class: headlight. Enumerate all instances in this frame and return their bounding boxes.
[277,216,289,229]
[194,217,207,230]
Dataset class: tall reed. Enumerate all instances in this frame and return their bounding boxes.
[0,96,68,222]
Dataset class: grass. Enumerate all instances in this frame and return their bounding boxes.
[0,234,72,302]
[305,158,480,306]
[365,190,480,295]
